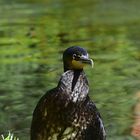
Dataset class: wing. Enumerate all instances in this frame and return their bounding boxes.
[30,88,57,140]
[84,96,106,140]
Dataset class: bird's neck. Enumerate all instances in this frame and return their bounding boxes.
[71,69,83,91]
[58,70,89,102]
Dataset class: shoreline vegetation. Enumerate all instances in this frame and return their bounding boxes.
[131,91,140,140]
[1,132,19,140]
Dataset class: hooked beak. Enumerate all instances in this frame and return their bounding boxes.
[73,54,94,68]
[79,55,94,68]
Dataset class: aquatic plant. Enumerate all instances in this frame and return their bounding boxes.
[1,132,19,140]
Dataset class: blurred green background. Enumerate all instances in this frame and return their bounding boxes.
[0,0,140,139]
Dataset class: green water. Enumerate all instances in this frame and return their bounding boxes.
[0,0,140,139]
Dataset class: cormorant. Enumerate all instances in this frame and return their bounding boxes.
[31,46,106,140]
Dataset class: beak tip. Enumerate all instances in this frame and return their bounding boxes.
[90,59,94,68]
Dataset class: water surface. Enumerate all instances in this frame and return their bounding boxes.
[0,0,140,139]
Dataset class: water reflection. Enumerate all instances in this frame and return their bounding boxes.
[0,0,140,139]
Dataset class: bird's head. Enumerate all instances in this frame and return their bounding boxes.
[63,46,93,72]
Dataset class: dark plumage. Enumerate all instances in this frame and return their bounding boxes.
[31,46,106,140]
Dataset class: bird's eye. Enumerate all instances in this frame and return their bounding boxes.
[73,54,81,60]
[73,54,76,59]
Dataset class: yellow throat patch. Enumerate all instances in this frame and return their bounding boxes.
[71,60,85,69]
